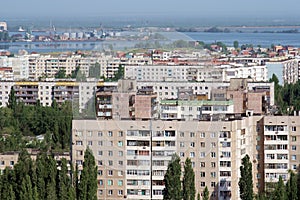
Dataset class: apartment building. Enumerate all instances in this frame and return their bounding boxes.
[72,115,263,200]
[262,115,300,192]
[0,150,70,173]
[124,64,268,82]
[0,81,104,112]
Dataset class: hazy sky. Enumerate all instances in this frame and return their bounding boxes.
[1,0,299,19]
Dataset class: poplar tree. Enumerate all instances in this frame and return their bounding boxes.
[286,170,297,200]
[203,186,209,200]
[182,158,195,200]
[239,154,253,200]
[78,148,98,200]
[274,176,287,200]
[20,175,33,200]
[163,154,182,200]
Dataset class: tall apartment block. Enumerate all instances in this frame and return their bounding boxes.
[72,116,263,200]
[71,78,281,200]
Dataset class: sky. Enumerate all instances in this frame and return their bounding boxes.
[1,0,300,25]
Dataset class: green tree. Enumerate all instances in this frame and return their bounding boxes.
[273,176,287,200]
[0,168,16,200]
[57,158,72,200]
[20,175,33,200]
[203,186,209,200]
[78,148,98,200]
[234,40,239,49]
[182,158,195,200]
[55,69,66,79]
[286,170,297,200]
[239,154,253,200]
[7,86,17,111]
[163,154,181,200]
[197,193,200,200]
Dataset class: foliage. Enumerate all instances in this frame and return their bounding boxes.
[163,154,182,200]
[55,69,66,79]
[286,170,298,200]
[0,95,73,152]
[182,158,195,200]
[105,64,124,82]
[78,148,98,200]
[273,176,287,200]
[89,62,101,79]
[203,186,209,200]
[239,154,253,200]
[270,74,300,114]
[234,40,239,49]
[0,150,96,200]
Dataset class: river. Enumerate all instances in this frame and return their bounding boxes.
[1,31,299,53]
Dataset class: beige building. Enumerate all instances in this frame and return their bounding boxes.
[72,115,263,200]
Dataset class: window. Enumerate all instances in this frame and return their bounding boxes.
[200,182,205,187]
[211,172,216,178]
[108,180,113,186]
[87,131,92,137]
[118,190,123,196]
[108,190,113,195]
[118,161,123,166]
[99,180,103,185]
[211,152,216,158]
[108,160,113,166]
[190,142,195,147]
[200,152,205,158]
[98,131,103,137]
[211,182,216,187]
[98,160,103,166]
[118,131,123,137]
[200,142,205,147]
[210,132,216,138]
[87,141,93,146]
[108,151,113,156]
[118,141,123,146]
[98,170,103,175]
[190,152,195,157]
[211,142,216,148]
[190,132,195,137]
[98,151,103,156]
[108,170,113,176]
[200,162,205,167]
[118,151,123,156]
[180,152,185,157]
[180,132,184,137]
[99,190,103,195]
[200,172,205,177]
[98,141,103,146]
[211,162,216,168]
[180,142,185,147]
[200,132,205,138]
[108,131,113,137]
[292,145,297,151]
[291,155,297,160]
[292,126,296,131]
[118,180,123,186]
[76,141,83,146]
[292,136,297,142]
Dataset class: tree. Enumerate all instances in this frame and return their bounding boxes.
[239,154,253,200]
[182,158,195,200]
[234,40,239,49]
[7,86,17,111]
[55,69,66,79]
[163,154,182,200]
[286,170,297,200]
[78,148,98,200]
[203,186,209,200]
[273,176,287,200]
[197,193,200,200]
